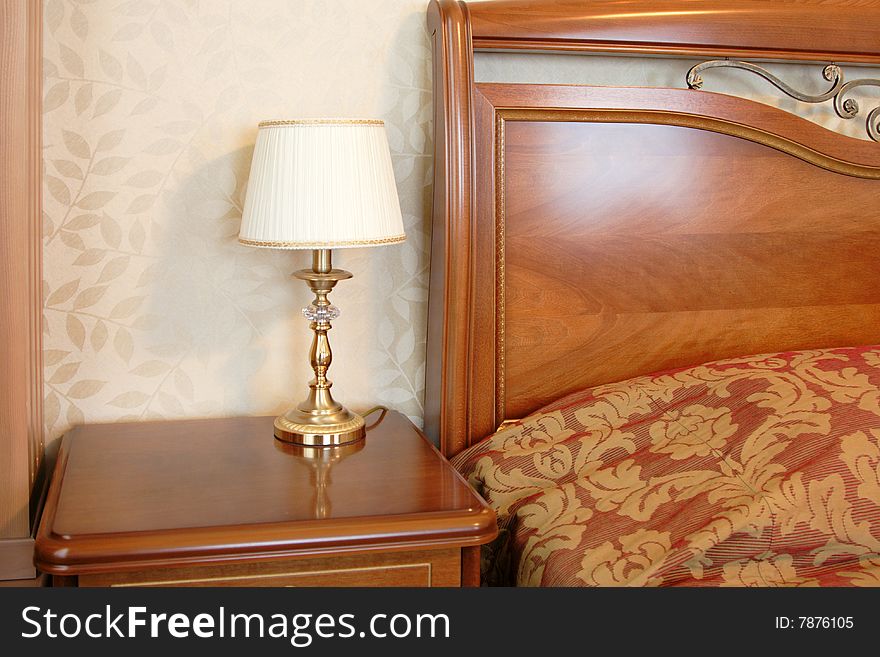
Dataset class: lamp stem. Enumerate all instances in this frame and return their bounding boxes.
[308,249,334,394]
[313,248,331,274]
[273,249,365,446]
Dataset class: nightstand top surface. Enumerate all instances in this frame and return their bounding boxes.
[35,412,496,574]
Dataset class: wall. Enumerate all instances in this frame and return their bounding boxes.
[476,53,880,140]
[42,0,432,443]
[43,1,880,445]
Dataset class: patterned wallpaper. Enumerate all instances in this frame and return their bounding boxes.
[42,0,432,444]
[43,1,880,446]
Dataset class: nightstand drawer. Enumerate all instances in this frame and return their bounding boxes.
[78,548,461,587]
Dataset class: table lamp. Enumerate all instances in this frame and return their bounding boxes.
[238,119,405,446]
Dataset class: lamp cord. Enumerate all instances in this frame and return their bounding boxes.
[361,405,388,418]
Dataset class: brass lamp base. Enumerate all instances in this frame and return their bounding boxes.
[274,247,366,448]
[274,407,365,446]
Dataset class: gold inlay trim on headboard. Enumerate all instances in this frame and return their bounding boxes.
[492,106,880,424]
[494,111,508,427]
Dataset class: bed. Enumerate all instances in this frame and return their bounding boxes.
[425,0,880,586]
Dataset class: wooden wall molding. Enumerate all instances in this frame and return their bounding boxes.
[0,0,43,579]
[0,538,37,581]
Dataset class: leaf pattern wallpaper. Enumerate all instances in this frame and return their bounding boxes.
[42,0,432,444]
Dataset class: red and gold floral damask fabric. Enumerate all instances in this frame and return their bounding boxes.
[452,346,880,586]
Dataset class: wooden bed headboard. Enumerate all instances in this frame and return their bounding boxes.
[425,0,880,457]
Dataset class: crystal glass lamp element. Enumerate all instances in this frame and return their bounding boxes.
[238,119,405,446]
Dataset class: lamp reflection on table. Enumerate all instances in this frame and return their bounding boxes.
[274,409,387,518]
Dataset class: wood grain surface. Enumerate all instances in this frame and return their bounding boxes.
[425,0,476,449]
[79,547,461,587]
[465,0,880,63]
[35,412,496,576]
[426,0,880,457]
[0,0,42,568]
[430,76,880,453]
[495,86,880,420]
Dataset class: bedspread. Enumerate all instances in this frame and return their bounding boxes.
[452,346,880,586]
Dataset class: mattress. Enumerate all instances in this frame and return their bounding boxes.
[452,346,880,586]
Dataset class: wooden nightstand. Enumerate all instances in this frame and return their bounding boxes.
[35,411,496,587]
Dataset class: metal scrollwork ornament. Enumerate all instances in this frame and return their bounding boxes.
[687,60,880,142]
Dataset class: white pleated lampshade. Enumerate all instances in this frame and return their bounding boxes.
[238,119,405,249]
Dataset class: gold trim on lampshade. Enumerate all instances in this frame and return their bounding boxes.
[238,119,406,250]
[238,235,405,249]
[258,118,385,127]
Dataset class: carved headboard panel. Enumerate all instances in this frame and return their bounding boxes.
[426,0,880,457]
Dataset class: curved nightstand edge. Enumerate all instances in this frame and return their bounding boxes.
[35,507,498,576]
